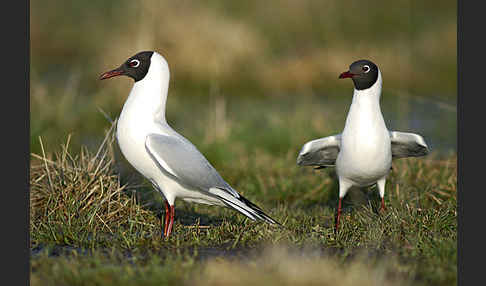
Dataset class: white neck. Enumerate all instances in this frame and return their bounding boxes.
[123,52,170,125]
[336,69,391,187]
[351,69,383,105]
[343,69,386,132]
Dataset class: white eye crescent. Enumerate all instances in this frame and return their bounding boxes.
[363,65,370,73]
[129,59,140,68]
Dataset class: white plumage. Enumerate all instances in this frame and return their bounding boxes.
[297,60,429,231]
[101,51,278,237]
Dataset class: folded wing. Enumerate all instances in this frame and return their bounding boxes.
[145,133,238,196]
[145,133,279,224]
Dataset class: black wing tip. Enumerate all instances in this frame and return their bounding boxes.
[391,141,431,159]
[238,195,281,226]
[314,166,327,170]
[296,157,330,169]
[296,154,323,168]
[296,153,307,166]
[417,144,430,157]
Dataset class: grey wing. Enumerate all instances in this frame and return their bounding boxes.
[389,131,429,158]
[296,134,341,167]
[145,133,240,198]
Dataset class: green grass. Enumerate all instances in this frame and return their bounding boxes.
[30,120,456,285]
[30,1,456,284]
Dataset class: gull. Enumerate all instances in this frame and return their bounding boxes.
[297,59,429,232]
[100,51,278,237]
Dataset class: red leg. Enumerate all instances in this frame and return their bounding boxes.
[163,201,170,237]
[380,197,386,212]
[335,198,342,233]
[166,205,175,237]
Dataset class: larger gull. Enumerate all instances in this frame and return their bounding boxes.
[100,51,279,237]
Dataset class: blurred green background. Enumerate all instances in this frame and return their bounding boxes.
[30,0,456,156]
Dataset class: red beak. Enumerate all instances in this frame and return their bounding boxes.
[339,71,355,79]
[99,67,125,80]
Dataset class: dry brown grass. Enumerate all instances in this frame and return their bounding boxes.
[30,122,159,247]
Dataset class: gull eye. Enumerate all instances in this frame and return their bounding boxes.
[128,59,140,68]
[362,65,370,73]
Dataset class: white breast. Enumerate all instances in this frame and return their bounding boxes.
[115,52,221,205]
[115,52,171,181]
[336,70,391,186]
[116,88,164,181]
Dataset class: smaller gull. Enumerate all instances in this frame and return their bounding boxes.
[100,51,279,237]
[297,59,429,232]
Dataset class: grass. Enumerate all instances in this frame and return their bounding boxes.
[30,118,457,285]
[30,246,419,286]
[30,1,456,284]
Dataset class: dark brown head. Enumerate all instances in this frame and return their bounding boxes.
[339,59,379,90]
[100,51,154,82]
